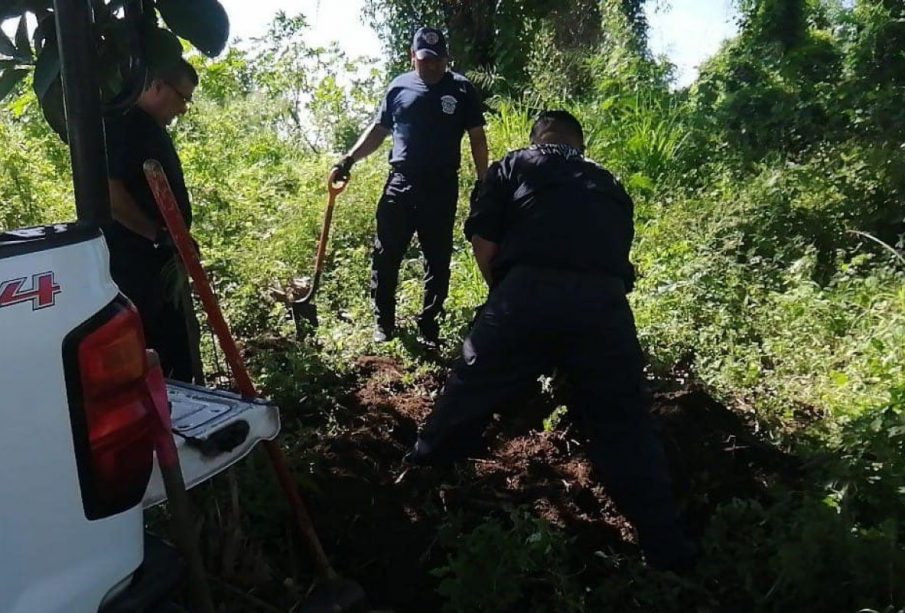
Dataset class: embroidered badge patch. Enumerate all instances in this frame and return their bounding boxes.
[441,95,457,115]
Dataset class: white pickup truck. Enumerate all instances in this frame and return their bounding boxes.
[0,222,280,612]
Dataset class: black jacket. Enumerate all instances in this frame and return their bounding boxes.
[464,144,636,291]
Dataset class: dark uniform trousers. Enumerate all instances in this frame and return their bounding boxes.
[109,246,198,383]
[371,169,458,334]
[419,266,689,568]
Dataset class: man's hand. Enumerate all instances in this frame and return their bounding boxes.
[471,234,499,288]
[469,302,486,327]
[469,179,483,207]
[153,227,175,251]
[154,228,202,259]
[332,155,355,182]
[468,126,488,180]
[340,123,390,176]
[108,179,159,241]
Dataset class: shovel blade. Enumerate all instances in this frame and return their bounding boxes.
[292,300,318,337]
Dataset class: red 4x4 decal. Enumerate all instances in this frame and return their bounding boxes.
[0,272,61,311]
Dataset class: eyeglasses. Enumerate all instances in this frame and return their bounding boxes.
[164,81,193,105]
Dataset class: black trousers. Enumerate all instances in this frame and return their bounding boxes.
[109,246,200,384]
[418,267,689,568]
[370,169,458,333]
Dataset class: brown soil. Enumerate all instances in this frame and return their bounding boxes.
[300,357,799,612]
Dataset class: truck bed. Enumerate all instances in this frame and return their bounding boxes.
[142,382,281,507]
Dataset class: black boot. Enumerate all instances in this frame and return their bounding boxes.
[416,318,440,349]
[373,320,395,343]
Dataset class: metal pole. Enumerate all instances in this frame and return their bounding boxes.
[53,0,111,224]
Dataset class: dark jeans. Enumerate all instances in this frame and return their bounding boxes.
[109,244,200,383]
[417,267,690,568]
[370,169,458,333]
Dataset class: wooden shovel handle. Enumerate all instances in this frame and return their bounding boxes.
[296,169,349,304]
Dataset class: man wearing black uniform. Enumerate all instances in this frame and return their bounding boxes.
[405,111,695,571]
[333,27,488,345]
[104,59,200,382]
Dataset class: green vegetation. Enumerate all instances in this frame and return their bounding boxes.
[1,0,903,610]
[0,0,230,137]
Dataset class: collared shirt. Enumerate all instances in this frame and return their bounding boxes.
[103,107,191,257]
[464,144,636,290]
[377,70,485,173]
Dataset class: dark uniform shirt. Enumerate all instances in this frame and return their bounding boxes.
[103,107,192,261]
[377,70,485,173]
[464,144,636,290]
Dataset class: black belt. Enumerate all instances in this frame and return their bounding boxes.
[389,164,459,179]
[505,264,627,292]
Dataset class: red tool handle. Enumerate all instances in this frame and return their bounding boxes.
[144,351,216,613]
[143,159,339,582]
[143,160,257,398]
[145,352,178,468]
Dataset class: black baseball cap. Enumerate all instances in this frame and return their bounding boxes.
[412,27,448,59]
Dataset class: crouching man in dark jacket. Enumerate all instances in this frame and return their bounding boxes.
[405,110,695,571]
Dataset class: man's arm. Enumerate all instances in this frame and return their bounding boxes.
[108,179,159,241]
[471,234,499,287]
[463,160,508,287]
[346,122,391,163]
[468,126,488,180]
[332,122,391,181]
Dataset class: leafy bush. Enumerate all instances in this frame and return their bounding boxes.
[432,510,585,613]
[1,1,904,609]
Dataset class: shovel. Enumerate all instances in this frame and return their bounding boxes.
[292,169,349,334]
[143,159,366,611]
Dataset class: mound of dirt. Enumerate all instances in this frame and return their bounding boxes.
[302,357,797,611]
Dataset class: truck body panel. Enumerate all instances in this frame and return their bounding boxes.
[1,224,281,612]
[1,226,142,612]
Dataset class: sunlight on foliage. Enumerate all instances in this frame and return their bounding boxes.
[2,1,903,610]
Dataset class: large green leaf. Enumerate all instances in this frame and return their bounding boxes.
[39,73,65,138]
[1,0,221,140]
[0,66,27,100]
[0,15,32,62]
[24,0,51,20]
[32,12,54,56]
[0,29,18,58]
[0,0,49,21]
[14,14,31,60]
[0,0,28,20]
[32,39,57,100]
[95,20,130,100]
[31,39,65,137]
[145,25,183,71]
[156,0,229,57]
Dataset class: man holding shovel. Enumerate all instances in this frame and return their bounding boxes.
[333,26,488,346]
[405,111,697,572]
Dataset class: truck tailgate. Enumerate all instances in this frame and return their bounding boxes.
[142,382,280,508]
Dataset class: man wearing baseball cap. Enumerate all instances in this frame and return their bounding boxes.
[332,26,488,347]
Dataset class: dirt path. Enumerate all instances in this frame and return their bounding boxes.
[300,356,797,611]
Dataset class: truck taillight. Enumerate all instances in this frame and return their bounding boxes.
[64,298,156,520]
